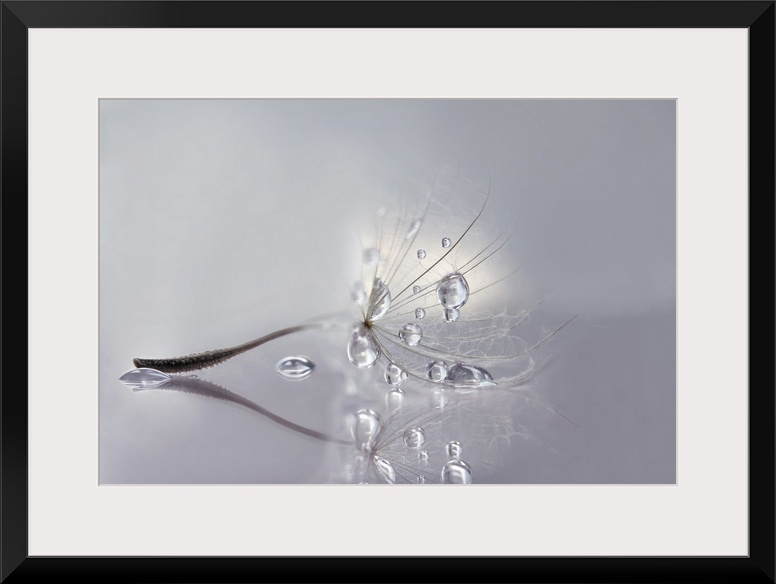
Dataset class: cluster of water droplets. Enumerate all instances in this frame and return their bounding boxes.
[348,407,473,484]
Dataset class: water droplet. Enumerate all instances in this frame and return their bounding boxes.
[352,409,381,453]
[441,460,473,484]
[429,387,449,409]
[386,388,406,411]
[441,237,452,248]
[417,249,427,260]
[399,323,422,346]
[412,285,421,294]
[351,282,366,305]
[419,450,429,464]
[446,440,462,460]
[436,272,469,310]
[119,368,172,389]
[443,307,460,322]
[414,307,426,320]
[406,219,422,239]
[418,475,426,484]
[373,456,397,484]
[347,325,380,368]
[367,278,391,320]
[384,362,408,385]
[363,247,380,266]
[447,363,496,387]
[275,356,315,380]
[403,427,426,449]
[426,360,448,382]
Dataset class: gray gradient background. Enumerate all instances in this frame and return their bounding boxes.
[99,99,675,484]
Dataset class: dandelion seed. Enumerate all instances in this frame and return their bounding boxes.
[126,164,573,485]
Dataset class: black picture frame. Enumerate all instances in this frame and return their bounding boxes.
[2,2,773,582]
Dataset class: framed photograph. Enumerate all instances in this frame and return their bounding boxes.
[5,1,772,582]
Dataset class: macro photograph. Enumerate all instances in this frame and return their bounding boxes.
[99,98,676,485]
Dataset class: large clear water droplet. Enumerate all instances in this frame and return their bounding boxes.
[275,356,315,380]
[384,362,408,385]
[436,272,469,310]
[363,247,380,266]
[399,323,422,346]
[412,285,421,294]
[347,325,380,368]
[447,363,496,387]
[441,460,473,484]
[385,388,406,412]
[414,307,426,320]
[406,219,422,239]
[446,440,462,460]
[352,409,381,453]
[373,455,397,484]
[119,368,171,389]
[403,427,426,449]
[426,360,448,382]
[367,278,391,320]
[443,307,459,322]
[351,281,366,305]
[441,237,452,248]
[417,249,427,260]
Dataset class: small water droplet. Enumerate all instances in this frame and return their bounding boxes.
[414,307,426,320]
[367,278,391,320]
[417,249,427,260]
[403,427,427,449]
[443,307,460,322]
[447,363,496,387]
[352,409,381,453]
[373,455,397,484]
[385,388,406,411]
[275,355,315,380]
[347,325,380,368]
[351,281,366,304]
[418,475,426,484]
[441,460,473,484]
[426,360,449,382]
[399,323,422,346]
[429,387,449,409]
[419,450,429,464]
[119,368,172,389]
[412,285,421,294]
[384,362,408,385]
[441,237,452,248]
[436,273,469,310]
[406,219,422,239]
[363,247,380,266]
[446,440,462,460]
